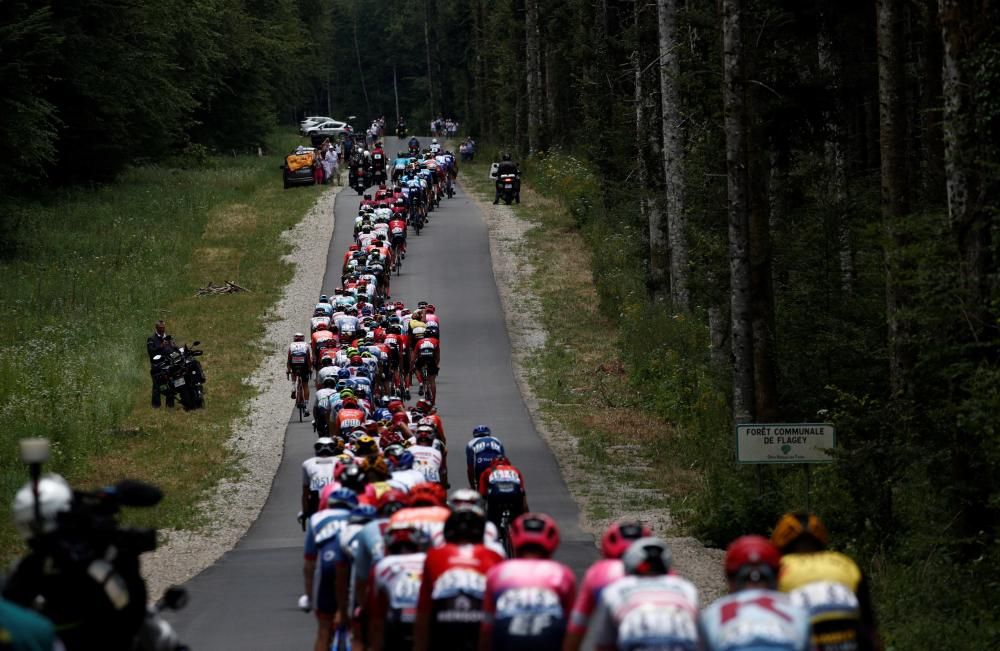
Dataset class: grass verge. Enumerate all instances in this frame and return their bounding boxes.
[0,131,325,559]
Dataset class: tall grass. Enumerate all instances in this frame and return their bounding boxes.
[0,132,321,557]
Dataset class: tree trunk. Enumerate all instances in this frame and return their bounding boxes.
[657,0,690,310]
[352,1,370,117]
[393,63,400,124]
[525,0,543,154]
[544,40,557,142]
[424,0,435,119]
[723,0,754,423]
[817,4,853,293]
[877,0,914,396]
[939,0,992,336]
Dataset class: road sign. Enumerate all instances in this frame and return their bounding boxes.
[735,423,835,464]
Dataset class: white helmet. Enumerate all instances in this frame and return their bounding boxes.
[432,139,438,144]
[12,474,73,539]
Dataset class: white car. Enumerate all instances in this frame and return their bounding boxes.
[305,120,350,140]
[300,116,332,131]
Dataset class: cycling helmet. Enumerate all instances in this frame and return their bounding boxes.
[314,437,338,457]
[509,513,561,557]
[377,489,410,516]
[327,487,359,510]
[472,425,492,438]
[12,474,73,539]
[417,301,429,308]
[409,482,447,507]
[622,537,673,576]
[322,376,338,389]
[415,426,436,444]
[771,512,829,552]
[444,504,487,544]
[350,503,378,525]
[319,294,330,303]
[425,325,439,338]
[448,488,484,511]
[354,435,379,458]
[385,523,431,554]
[293,332,305,341]
[725,535,781,584]
[388,448,415,471]
[431,139,438,144]
[319,356,333,367]
[601,520,653,559]
[380,430,404,449]
[502,152,512,161]
[367,455,390,480]
[415,399,433,414]
[338,464,367,492]
[337,368,352,379]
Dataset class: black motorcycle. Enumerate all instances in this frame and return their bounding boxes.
[497,173,518,205]
[152,342,206,411]
[351,164,369,195]
[396,124,407,139]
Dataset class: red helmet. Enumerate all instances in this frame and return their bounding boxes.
[409,482,446,507]
[377,489,410,516]
[601,520,653,559]
[380,430,404,449]
[384,523,431,553]
[509,513,560,557]
[388,399,404,413]
[724,535,781,578]
[415,398,433,414]
[373,330,386,343]
[391,412,409,426]
[349,244,359,251]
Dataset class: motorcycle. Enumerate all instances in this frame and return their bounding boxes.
[152,341,206,411]
[497,173,518,205]
[352,165,368,195]
[408,143,420,157]
[397,124,407,139]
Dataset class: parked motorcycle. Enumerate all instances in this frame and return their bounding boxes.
[152,341,206,411]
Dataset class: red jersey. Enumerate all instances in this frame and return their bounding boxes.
[478,464,526,500]
[419,544,504,650]
[416,337,440,363]
[336,408,366,432]
[389,219,407,238]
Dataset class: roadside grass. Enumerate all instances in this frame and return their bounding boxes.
[0,131,324,558]
[458,158,698,528]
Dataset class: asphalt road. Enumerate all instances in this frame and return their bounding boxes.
[169,138,595,648]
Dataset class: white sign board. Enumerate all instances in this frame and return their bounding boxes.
[735,423,835,464]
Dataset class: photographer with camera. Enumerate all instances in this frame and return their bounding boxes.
[2,439,187,651]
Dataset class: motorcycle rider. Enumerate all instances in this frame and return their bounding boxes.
[147,320,174,408]
[408,136,420,153]
[493,153,520,204]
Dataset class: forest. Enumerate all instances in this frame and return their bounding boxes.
[2,0,998,646]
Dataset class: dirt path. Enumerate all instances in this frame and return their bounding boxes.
[465,182,727,602]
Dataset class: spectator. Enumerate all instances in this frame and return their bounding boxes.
[147,320,175,408]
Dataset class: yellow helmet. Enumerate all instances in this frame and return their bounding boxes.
[771,512,829,551]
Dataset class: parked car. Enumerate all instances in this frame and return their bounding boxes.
[281,147,317,189]
[300,116,333,134]
[306,120,350,144]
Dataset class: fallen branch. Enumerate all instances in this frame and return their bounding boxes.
[195,280,251,297]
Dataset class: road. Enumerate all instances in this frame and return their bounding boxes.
[169,138,595,648]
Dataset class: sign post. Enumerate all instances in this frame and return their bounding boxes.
[735,423,835,508]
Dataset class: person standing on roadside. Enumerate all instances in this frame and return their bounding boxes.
[147,320,174,408]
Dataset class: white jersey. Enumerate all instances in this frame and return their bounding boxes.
[388,469,427,491]
[584,574,699,651]
[373,552,426,623]
[409,444,442,483]
[699,589,811,651]
[311,316,331,332]
[302,456,338,492]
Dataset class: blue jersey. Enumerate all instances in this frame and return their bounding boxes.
[305,507,354,613]
[698,589,811,651]
[466,437,506,479]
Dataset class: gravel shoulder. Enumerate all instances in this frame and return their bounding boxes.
[142,184,341,598]
[464,182,726,602]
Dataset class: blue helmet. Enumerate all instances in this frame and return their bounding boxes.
[327,487,358,510]
[350,503,377,524]
[473,425,492,438]
[337,368,352,379]
[390,450,415,471]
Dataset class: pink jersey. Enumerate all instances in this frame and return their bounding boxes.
[567,559,624,634]
[481,559,576,647]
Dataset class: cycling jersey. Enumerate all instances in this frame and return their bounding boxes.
[409,444,443,483]
[288,342,310,367]
[567,559,625,635]
[302,456,337,493]
[388,468,428,492]
[336,407,367,434]
[778,551,870,651]
[389,506,451,548]
[304,507,354,615]
[419,544,504,651]
[311,316,332,333]
[585,574,699,651]
[371,552,426,649]
[466,437,505,483]
[353,518,390,588]
[699,589,811,651]
[482,559,576,651]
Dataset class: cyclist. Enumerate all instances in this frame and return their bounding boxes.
[312,376,339,437]
[300,437,341,526]
[448,488,506,557]
[287,332,312,416]
[699,535,811,651]
[414,505,504,651]
[414,324,440,402]
[478,456,529,536]
[481,513,576,651]
[390,482,451,547]
[352,490,411,626]
[563,520,652,651]
[410,425,444,484]
[771,512,881,651]
[369,520,431,651]
[585,537,698,650]
[386,448,428,491]
[466,425,505,489]
[413,398,445,441]
[302,487,358,651]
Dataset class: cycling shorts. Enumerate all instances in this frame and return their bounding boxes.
[291,364,310,381]
[312,549,339,615]
[416,357,439,376]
